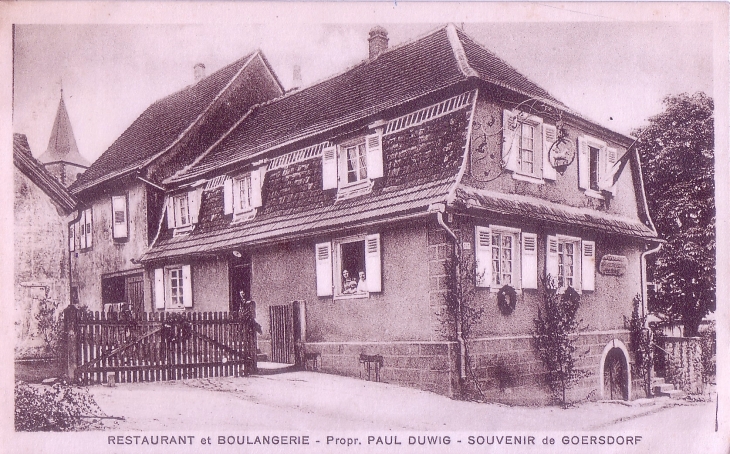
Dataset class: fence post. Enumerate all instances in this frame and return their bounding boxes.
[62,304,79,382]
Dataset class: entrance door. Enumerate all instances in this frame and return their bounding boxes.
[229,255,251,312]
[269,304,294,364]
[604,348,629,400]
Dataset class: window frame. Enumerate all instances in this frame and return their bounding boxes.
[578,135,608,199]
[332,234,371,300]
[111,193,129,241]
[167,266,185,309]
[488,225,521,291]
[503,109,544,184]
[555,234,582,293]
[173,193,191,228]
[234,173,254,214]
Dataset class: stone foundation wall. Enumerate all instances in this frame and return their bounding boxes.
[303,341,459,397]
[661,336,704,395]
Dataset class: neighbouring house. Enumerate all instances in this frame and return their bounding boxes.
[36,91,90,187]
[67,52,284,316]
[14,133,77,358]
[69,24,660,404]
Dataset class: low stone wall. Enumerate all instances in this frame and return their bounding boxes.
[304,331,643,405]
[661,336,704,395]
[303,341,459,397]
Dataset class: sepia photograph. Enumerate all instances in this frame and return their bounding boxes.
[3,2,727,453]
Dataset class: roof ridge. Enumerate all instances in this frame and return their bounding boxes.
[445,24,478,78]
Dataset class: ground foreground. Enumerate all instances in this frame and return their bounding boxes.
[11,371,722,454]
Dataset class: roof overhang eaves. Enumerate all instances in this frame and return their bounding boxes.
[70,166,139,196]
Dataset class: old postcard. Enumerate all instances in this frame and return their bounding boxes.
[2,2,728,453]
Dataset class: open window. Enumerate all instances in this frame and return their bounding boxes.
[503,110,551,183]
[578,135,619,198]
[321,130,384,198]
[315,233,382,298]
[154,265,193,310]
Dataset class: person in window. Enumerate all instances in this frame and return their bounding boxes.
[342,270,357,294]
[356,271,367,293]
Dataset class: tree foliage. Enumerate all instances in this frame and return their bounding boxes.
[633,92,715,336]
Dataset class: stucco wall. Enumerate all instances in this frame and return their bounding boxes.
[70,180,149,311]
[190,257,230,312]
[14,167,73,356]
[250,220,434,355]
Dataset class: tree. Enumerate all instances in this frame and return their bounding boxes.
[633,92,715,336]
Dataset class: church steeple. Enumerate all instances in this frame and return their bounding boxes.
[37,90,90,186]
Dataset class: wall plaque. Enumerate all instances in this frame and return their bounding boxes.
[599,255,628,276]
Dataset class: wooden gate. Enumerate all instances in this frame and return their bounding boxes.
[125,275,144,317]
[62,306,258,384]
[269,304,294,364]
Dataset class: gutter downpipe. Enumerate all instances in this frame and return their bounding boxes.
[430,203,466,381]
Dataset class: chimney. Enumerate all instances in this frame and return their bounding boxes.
[194,63,206,82]
[292,64,302,90]
[368,26,389,59]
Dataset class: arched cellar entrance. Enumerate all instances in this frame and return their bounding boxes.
[599,339,632,401]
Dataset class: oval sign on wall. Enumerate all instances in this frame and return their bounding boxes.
[599,255,628,276]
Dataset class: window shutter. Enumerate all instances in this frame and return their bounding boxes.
[606,147,619,196]
[80,211,87,249]
[502,110,519,172]
[250,167,264,208]
[112,195,128,238]
[154,268,165,309]
[545,235,559,287]
[315,242,333,296]
[542,124,558,181]
[85,209,93,248]
[188,189,200,224]
[475,226,492,287]
[166,196,176,228]
[223,178,234,215]
[521,232,538,289]
[577,137,590,190]
[182,264,193,307]
[365,233,382,293]
[68,224,75,252]
[322,146,338,190]
[582,240,596,291]
[365,132,384,179]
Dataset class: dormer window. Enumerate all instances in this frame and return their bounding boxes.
[577,135,619,198]
[167,189,201,234]
[223,167,264,222]
[322,130,384,198]
[502,109,557,183]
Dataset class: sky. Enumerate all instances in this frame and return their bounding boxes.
[12,20,714,164]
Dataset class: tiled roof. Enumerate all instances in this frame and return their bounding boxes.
[14,133,77,214]
[70,51,283,194]
[141,105,473,261]
[167,24,568,183]
[37,93,90,168]
[455,185,658,239]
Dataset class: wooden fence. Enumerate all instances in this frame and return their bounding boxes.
[62,305,259,385]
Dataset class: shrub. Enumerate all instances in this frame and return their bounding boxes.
[626,294,652,396]
[15,381,106,431]
[35,298,63,356]
[699,324,716,383]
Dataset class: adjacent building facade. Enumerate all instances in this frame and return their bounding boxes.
[68,25,659,403]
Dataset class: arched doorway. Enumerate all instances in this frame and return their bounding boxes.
[603,348,629,400]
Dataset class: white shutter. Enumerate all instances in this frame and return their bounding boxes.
[154,268,165,309]
[475,226,492,287]
[315,242,333,296]
[166,196,176,228]
[68,223,75,252]
[80,211,87,249]
[223,178,234,214]
[182,264,193,307]
[85,209,93,248]
[365,233,382,293]
[322,146,338,190]
[188,189,200,224]
[582,240,596,291]
[502,110,519,172]
[112,195,128,239]
[250,167,264,208]
[521,232,538,289]
[542,123,557,181]
[545,235,559,287]
[577,137,590,190]
[606,147,618,196]
[365,132,384,179]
